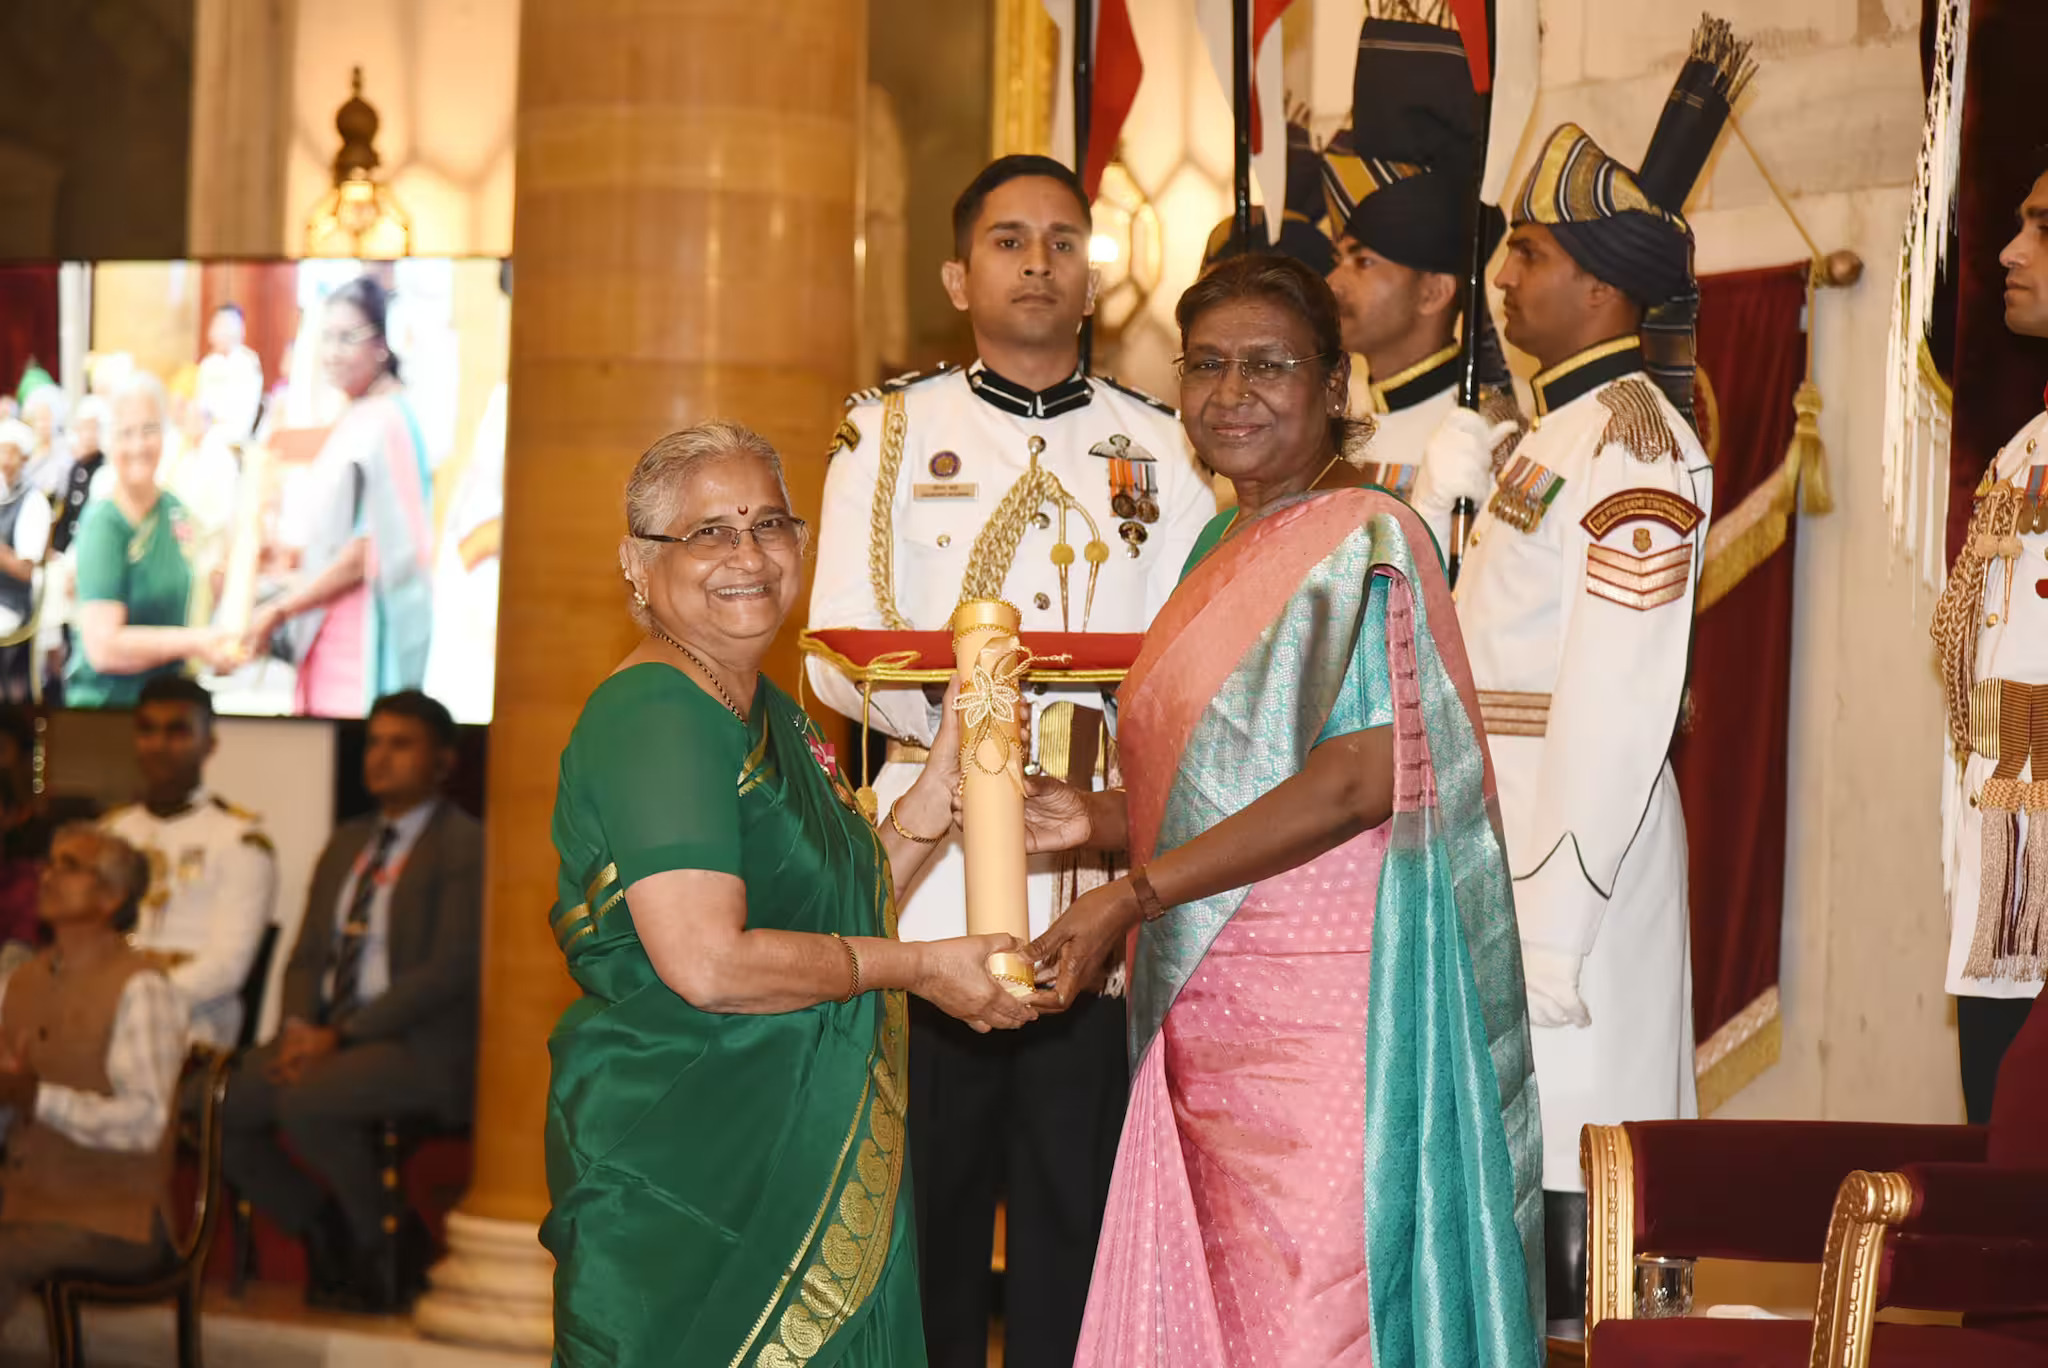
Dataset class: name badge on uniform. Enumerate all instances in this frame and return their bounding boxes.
[913,482,978,500]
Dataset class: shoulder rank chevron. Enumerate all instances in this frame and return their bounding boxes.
[1094,374,1178,417]
[843,363,953,410]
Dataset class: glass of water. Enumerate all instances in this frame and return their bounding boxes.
[1634,1254,1695,1319]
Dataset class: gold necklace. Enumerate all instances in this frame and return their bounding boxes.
[1221,454,1345,539]
[651,625,748,720]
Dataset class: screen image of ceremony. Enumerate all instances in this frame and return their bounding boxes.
[3,257,508,723]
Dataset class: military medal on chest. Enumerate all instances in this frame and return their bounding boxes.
[1091,433,1159,557]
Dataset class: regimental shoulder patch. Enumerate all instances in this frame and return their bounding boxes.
[1580,488,1705,541]
[1596,376,1680,464]
[1095,374,1179,418]
[1487,455,1566,533]
[827,415,861,461]
[844,364,951,409]
[1585,541,1694,611]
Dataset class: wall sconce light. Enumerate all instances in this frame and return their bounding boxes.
[1087,159,1162,337]
[304,67,411,259]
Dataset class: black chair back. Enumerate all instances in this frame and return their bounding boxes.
[174,1045,235,1262]
[236,923,281,1052]
[40,1044,235,1368]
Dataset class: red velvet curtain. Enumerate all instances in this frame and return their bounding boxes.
[1671,264,1808,1060]
[0,266,61,393]
[1943,0,2048,561]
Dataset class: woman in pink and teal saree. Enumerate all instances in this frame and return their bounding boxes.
[1022,255,1544,1367]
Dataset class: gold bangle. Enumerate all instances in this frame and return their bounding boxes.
[887,801,946,844]
[830,931,861,1002]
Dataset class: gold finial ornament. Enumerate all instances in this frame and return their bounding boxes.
[304,67,412,258]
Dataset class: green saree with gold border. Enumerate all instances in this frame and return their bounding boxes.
[542,664,923,1367]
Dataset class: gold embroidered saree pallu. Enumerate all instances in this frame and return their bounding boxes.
[542,674,922,1368]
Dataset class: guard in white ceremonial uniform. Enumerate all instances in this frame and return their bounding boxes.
[1312,19,1525,522]
[1417,20,1754,1334]
[806,155,1210,1368]
[1933,164,2048,1122]
[103,678,278,1049]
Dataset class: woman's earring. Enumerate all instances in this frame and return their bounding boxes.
[632,585,648,609]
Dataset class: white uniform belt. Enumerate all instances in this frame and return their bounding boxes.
[1478,690,1552,738]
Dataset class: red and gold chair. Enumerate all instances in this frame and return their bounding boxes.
[1583,999,2048,1367]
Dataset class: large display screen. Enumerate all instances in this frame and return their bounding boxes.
[0,258,507,723]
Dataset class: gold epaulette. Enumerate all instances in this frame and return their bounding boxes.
[1596,377,1679,464]
[210,795,263,823]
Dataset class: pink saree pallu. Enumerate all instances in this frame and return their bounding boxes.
[1075,489,1545,1368]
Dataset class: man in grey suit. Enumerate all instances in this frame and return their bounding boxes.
[221,690,481,1313]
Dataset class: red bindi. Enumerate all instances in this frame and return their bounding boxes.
[737,506,749,516]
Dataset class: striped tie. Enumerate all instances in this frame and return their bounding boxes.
[325,823,396,1024]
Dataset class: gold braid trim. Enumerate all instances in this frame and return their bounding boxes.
[1596,377,1679,464]
[867,392,912,629]
[1932,483,2023,756]
[959,456,1068,604]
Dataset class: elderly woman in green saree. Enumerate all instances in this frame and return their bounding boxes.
[543,420,1034,1367]
[1022,255,1546,1366]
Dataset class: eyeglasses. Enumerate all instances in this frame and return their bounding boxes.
[1176,354,1333,387]
[632,515,810,559]
[319,325,382,348]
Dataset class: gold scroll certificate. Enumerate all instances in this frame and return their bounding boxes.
[951,598,1035,997]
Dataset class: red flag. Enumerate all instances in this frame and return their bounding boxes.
[1084,0,1143,199]
[1247,0,1294,153]
[1445,0,1493,95]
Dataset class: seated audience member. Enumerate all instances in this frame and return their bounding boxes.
[222,690,481,1312]
[0,825,189,1319]
[0,420,51,704]
[18,384,69,499]
[104,677,277,1049]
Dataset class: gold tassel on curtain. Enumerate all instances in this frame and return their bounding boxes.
[1728,115,1848,521]
[1789,270,1834,515]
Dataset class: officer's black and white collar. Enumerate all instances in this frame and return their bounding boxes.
[1370,342,1461,415]
[1531,336,1643,418]
[144,786,207,822]
[967,360,1093,420]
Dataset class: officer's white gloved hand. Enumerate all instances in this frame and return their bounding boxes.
[1521,942,1591,1029]
[1421,408,1518,507]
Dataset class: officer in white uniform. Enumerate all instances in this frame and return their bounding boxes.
[1415,20,1754,1331]
[806,155,1210,1368]
[1934,163,2048,1123]
[102,676,277,1049]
